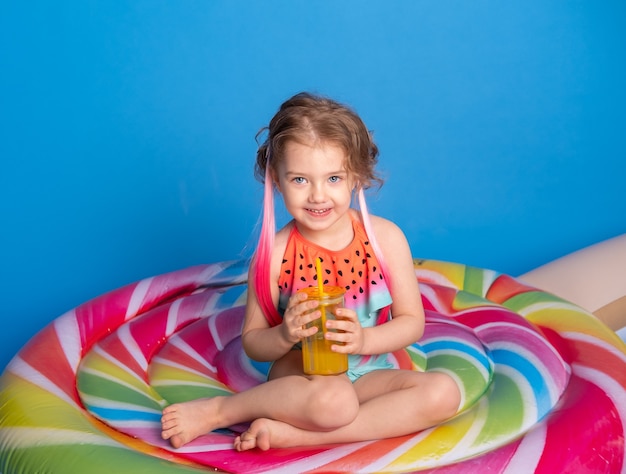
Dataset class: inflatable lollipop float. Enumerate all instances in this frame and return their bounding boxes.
[1,242,625,472]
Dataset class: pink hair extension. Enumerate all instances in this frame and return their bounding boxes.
[358,188,393,324]
[252,164,282,326]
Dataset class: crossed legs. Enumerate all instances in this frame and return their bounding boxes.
[161,351,460,451]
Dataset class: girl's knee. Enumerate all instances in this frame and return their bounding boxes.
[307,377,359,429]
[430,372,461,419]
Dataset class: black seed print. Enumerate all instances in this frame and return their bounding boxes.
[346,285,350,290]
[299,253,304,259]
[344,259,350,264]
[338,270,343,276]
[362,259,366,265]
[364,241,369,246]
[373,266,377,272]
[366,253,371,258]
[358,271,363,277]
[299,264,303,270]
[359,287,364,293]
[372,280,377,285]
[300,277,307,282]
[285,269,291,274]
[353,295,357,300]
[319,257,324,262]
[285,282,289,289]
[313,275,318,280]
[352,280,356,285]
[356,250,360,256]
[282,259,288,263]
[324,279,329,285]
[351,267,355,273]
[307,263,313,268]
[379,274,383,280]
[325,269,331,274]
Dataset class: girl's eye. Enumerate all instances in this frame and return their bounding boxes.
[293,177,306,184]
[329,176,342,183]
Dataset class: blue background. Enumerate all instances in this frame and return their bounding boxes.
[1,1,624,371]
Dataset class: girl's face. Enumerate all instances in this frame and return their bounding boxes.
[274,140,356,244]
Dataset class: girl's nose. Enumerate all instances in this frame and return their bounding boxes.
[309,183,326,202]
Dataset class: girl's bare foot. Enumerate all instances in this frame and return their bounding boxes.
[234,418,308,452]
[161,397,224,448]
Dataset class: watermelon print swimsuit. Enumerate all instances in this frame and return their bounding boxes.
[277,214,394,382]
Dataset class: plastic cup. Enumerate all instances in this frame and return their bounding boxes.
[298,286,348,375]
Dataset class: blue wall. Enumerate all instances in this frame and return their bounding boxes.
[2,1,625,371]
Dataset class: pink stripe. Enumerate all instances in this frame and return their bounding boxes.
[536,375,624,472]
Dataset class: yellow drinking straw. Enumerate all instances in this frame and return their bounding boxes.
[315,257,327,332]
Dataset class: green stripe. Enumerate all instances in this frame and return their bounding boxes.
[474,373,524,446]
[77,372,162,410]
[0,445,208,473]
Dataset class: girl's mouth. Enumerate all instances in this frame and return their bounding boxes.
[306,208,331,216]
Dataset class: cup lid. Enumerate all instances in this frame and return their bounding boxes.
[297,285,345,299]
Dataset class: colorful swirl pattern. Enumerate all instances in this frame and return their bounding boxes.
[1,259,624,473]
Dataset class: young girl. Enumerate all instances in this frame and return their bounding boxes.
[161,92,461,451]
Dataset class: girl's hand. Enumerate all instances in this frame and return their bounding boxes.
[280,292,321,345]
[325,307,364,355]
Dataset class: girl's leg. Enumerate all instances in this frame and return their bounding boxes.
[235,369,460,451]
[161,351,359,448]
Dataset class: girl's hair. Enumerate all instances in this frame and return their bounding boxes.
[255,92,382,189]
[252,92,389,326]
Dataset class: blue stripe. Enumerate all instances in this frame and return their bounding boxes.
[491,348,550,415]
[422,340,492,371]
[88,406,161,422]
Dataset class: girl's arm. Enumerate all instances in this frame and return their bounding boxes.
[359,216,424,355]
[240,281,294,361]
[241,226,320,362]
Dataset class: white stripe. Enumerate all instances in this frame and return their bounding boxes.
[481,269,499,297]
[165,441,236,454]
[117,323,148,371]
[150,355,219,381]
[150,379,231,392]
[79,393,161,414]
[264,440,372,473]
[504,421,546,473]
[6,356,80,408]
[517,300,585,317]
[165,298,183,336]
[208,314,225,351]
[497,365,538,425]
[416,271,459,291]
[90,344,145,383]
[164,336,218,372]
[574,364,626,430]
[201,289,224,314]
[0,427,125,449]
[563,332,626,364]
[436,398,491,463]
[53,310,82,372]
[125,277,153,319]
[573,364,626,473]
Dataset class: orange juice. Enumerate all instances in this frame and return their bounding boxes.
[298,286,348,375]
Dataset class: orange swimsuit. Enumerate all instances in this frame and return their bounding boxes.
[277,216,393,381]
